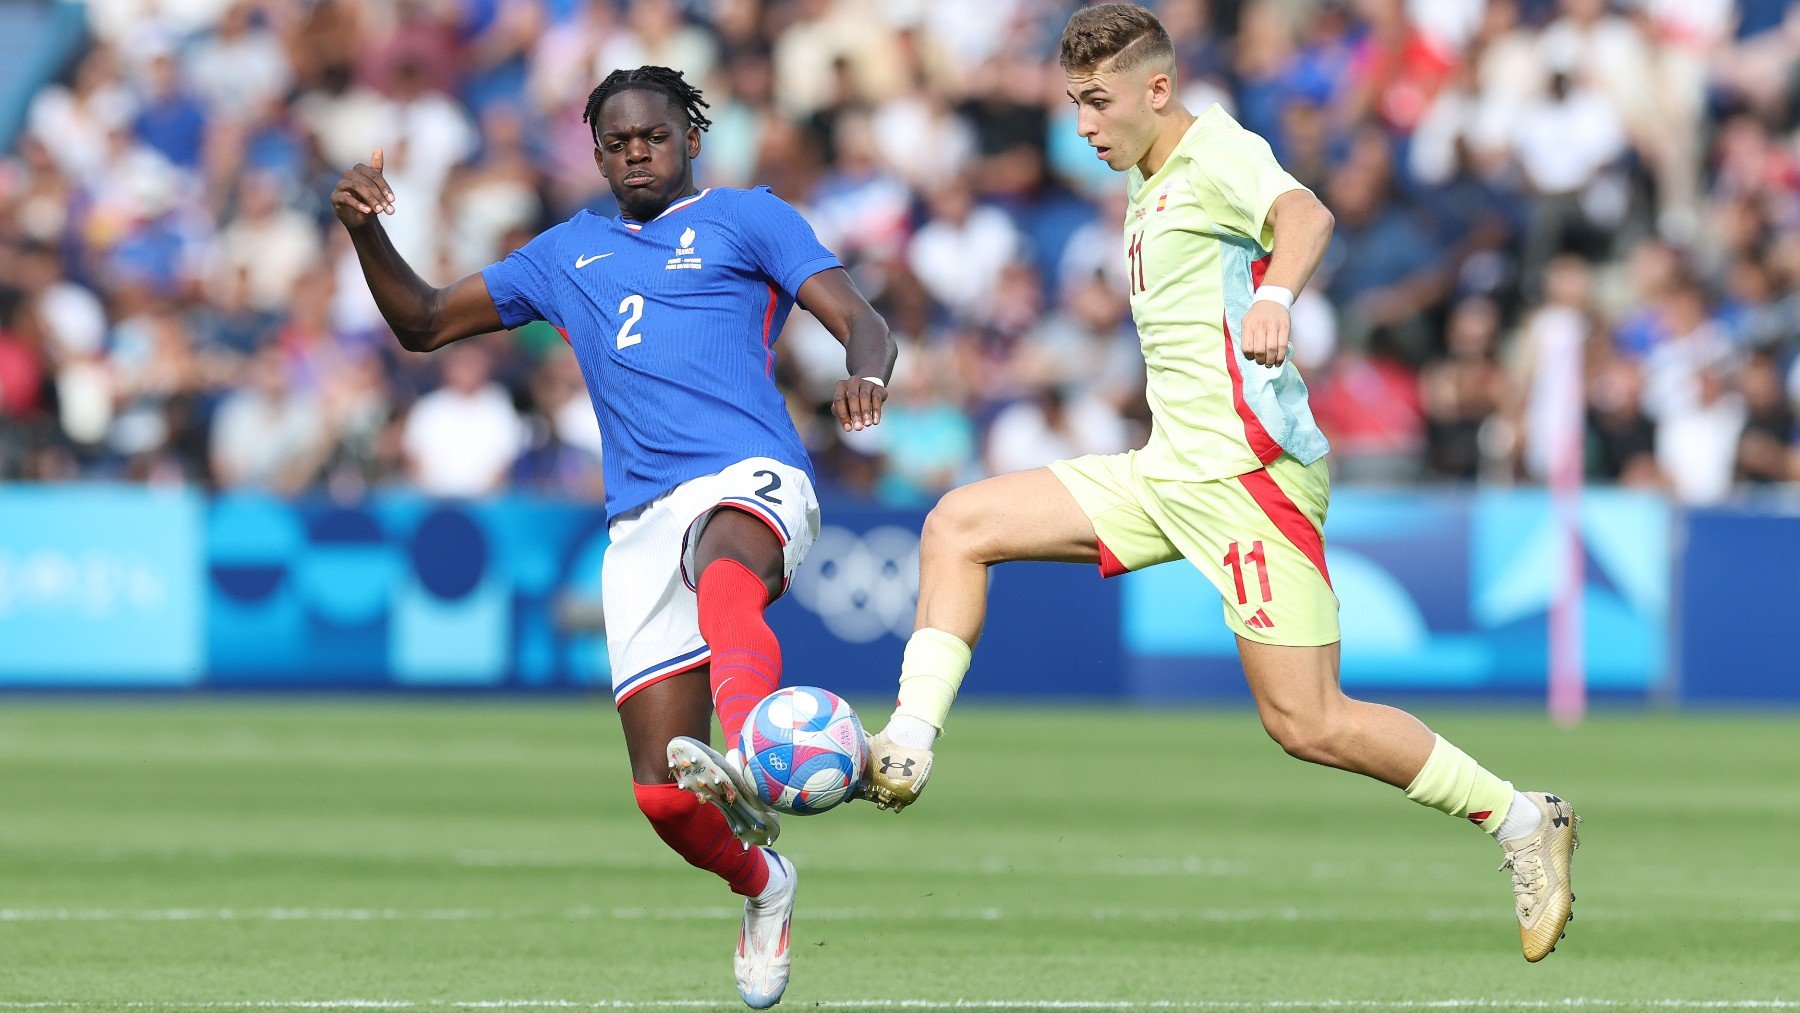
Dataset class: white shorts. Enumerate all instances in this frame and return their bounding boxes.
[603,457,820,706]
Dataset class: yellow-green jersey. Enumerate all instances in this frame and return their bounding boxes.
[1123,103,1330,482]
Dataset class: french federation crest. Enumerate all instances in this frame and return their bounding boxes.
[667,227,702,270]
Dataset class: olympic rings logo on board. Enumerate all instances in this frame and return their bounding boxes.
[789,525,920,644]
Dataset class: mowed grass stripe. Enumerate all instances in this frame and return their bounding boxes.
[0,702,1795,1006]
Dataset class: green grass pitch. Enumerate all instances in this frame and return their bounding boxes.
[1,701,1796,1011]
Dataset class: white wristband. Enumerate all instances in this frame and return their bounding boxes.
[860,376,886,387]
[1253,285,1295,309]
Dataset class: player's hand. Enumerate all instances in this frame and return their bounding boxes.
[833,376,887,432]
[1240,300,1290,368]
[331,148,396,229]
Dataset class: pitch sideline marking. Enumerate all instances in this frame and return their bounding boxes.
[2,906,1795,924]
[1,1000,1798,1010]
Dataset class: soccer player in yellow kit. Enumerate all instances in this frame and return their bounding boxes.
[857,3,1579,963]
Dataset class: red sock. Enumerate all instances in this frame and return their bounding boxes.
[697,557,781,750]
[633,781,771,897]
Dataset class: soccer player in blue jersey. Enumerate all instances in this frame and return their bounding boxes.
[333,65,895,1009]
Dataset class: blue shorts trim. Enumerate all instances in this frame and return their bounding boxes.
[718,496,791,541]
[614,645,712,704]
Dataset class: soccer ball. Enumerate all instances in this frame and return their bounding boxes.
[738,686,867,815]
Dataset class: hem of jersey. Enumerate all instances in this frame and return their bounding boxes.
[778,256,842,299]
[1132,448,1267,486]
[614,647,712,705]
[604,452,815,523]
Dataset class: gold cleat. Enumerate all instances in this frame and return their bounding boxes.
[1500,791,1581,962]
[856,731,934,811]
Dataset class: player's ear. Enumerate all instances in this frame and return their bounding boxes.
[1146,69,1174,112]
[686,124,701,160]
[592,146,608,180]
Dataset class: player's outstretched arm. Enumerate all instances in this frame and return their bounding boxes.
[797,268,895,433]
[332,148,506,353]
[1240,189,1334,368]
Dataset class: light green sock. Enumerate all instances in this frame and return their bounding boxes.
[892,627,972,734]
[1403,734,1516,834]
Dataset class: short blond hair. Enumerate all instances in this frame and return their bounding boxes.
[1059,3,1175,75]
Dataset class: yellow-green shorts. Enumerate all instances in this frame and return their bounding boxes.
[1048,451,1339,647]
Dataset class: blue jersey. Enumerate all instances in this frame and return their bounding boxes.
[481,186,839,519]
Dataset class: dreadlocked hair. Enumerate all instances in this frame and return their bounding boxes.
[582,65,712,142]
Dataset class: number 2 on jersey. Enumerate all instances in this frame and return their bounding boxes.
[1223,540,1271,605]
[616,294,645,349]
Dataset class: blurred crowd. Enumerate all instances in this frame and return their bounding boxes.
[0,0,1796,506]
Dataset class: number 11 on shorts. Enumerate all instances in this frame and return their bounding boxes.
[1223,540,1271,605]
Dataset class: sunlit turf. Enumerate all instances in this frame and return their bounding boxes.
[1,701,1795,1011]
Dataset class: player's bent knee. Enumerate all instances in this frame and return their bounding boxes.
[921,490,990,561]
[631,758,678,786]
[1259,708,1346,767]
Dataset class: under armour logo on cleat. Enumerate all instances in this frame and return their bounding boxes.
[1552,813,1570,828]
[879,756,915,777]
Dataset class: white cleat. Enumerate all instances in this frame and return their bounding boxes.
[667,735,781,847]
[735,849,795,1009]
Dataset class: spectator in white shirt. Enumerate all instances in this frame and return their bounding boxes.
[1512,70,1627,290]
[211,347,325,493]
[907,174,1021,323]
[986,386,1131,477]
[186,2,292,120]
[210,172,323,314]
[403,344,526,498]
[1657,357,1746,505]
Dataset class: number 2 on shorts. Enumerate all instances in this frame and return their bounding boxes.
[1223,540,1272,605]
[752,469,782,505]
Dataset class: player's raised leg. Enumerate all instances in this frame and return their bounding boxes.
[667,505,790,848]
[863,467,1112,809]
[695,507,787,750]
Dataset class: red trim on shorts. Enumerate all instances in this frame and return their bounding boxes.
[1097,538,1129,579]
[614,653,712,708]
[760,284,778,375]
[679,501,792,593]
[711,501,787,548]
[1236,467,1332,589]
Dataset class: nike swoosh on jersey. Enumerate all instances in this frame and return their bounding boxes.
[575,253,613,268]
